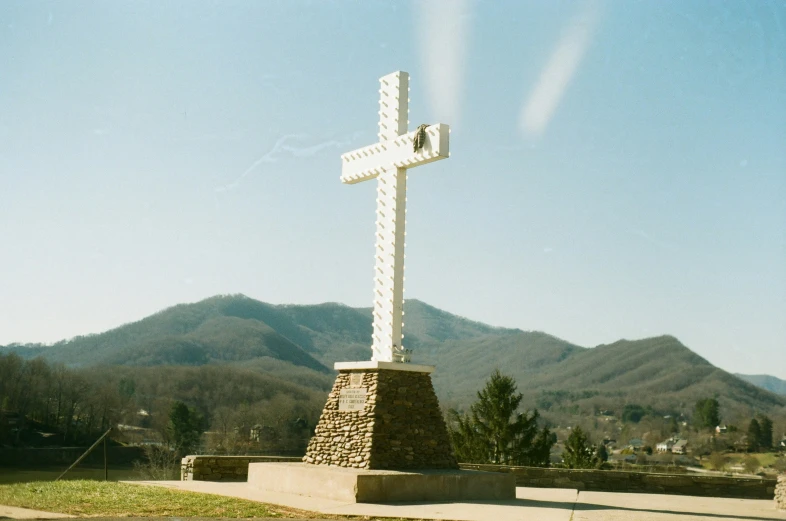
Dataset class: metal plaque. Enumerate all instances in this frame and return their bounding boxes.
[338,387,367,412]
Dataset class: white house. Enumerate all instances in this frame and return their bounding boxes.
[656,439,675,453]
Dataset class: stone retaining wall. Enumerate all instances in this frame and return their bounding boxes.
[776,475,785,510]
[459,464,777,500]
[180,455,301,481]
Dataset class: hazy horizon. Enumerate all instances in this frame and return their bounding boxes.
[2,1,784,378]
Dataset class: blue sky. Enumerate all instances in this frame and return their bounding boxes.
[1,1,784,377]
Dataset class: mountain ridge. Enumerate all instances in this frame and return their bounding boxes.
[3,294,784,420]
[736,373,786,396]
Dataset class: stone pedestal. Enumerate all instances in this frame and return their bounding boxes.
[303,361,457,470]
[248,362,516,503]
[776,475,785,511]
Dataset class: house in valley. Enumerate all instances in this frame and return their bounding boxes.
[672,439,689,454]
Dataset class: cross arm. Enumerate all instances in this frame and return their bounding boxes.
[340,123,450,184]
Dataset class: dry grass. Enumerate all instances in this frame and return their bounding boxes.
[0,480,439,520]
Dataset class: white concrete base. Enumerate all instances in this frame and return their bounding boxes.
[126,480,786,521]
[334,360,435,373]
[247,462,515,503]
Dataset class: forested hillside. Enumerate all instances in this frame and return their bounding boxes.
[0,353,330,451]
[2,296,509,369]
[3,296,330,372]
[3,294,784,449]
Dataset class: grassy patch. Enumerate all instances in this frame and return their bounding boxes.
[725,452,780,468]
[699,452,783,473]
[0,466,140,484]
[0,480,438,520]
[0,480,301,518]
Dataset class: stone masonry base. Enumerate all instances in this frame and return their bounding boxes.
[303,368,457,470]
[776,474,785,510]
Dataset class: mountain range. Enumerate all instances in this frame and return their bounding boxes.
[3,294,784,421]
[736,374,786,397]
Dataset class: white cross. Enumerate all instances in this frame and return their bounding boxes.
[340,71,450,363]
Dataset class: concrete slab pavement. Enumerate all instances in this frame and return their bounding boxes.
[5,480,782,521]
[130,480,786,521]
[574,490,786,521]
[0,505,73,519]
[131,480,576,521]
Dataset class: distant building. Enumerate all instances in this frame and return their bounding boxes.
[117,424,147,433]
[628,438,644,451]
[672,439,688,454]
[715,425,727,434]
[656,439,676,453]
[250,424,263,442]
[0,411,21,427]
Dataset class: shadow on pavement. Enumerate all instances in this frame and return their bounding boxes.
[575,501,784,521]
[464,497,783,521]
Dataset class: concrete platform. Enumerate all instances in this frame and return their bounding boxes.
[247,462,516,502]
[128,480,786,521]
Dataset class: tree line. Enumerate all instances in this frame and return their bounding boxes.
[3,351,781,471]
[0,354,119,445]
[0,353,326,454]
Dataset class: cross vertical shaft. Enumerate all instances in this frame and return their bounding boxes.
[371,72,409,362]
[372,167,407,361]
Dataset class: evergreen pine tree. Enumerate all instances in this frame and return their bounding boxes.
[447,409,487,463]
[448,370,555,466]
[562,426,598,469]
[596,442,609,464]
[694,398,720,430]
[757,416,773,450]
[747,418,761,452]
[167,401,204,458]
